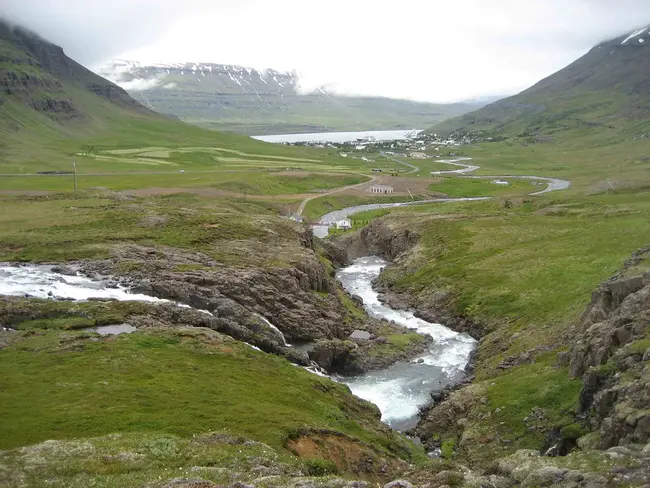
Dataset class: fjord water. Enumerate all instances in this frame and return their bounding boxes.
[253,129,420,144]
[336,256,476,429]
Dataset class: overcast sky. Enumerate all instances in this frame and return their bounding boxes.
[2,0,650,102]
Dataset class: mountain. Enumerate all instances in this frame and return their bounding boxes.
[427,25,650,143]
[0,20,275,173]
[0,22,154,120]
[97,60,486,135]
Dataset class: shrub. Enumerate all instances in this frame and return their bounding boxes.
[304,458,338,476]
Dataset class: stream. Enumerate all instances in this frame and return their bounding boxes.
[336,256,476,429]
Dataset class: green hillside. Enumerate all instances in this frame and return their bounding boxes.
[0,21,359,178]
[428,25,650,145]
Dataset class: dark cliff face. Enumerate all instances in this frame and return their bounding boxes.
[0,19,152,117]
[569,248,650,449]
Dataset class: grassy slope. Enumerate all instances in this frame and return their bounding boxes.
[0,192,302,264]
[0,327,416,455]
[0,190,426,475]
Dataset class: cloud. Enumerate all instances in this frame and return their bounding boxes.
[116,77,163,92]
[2,0,650,102]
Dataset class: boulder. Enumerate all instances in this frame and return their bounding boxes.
[309,339,361,374]
[383,480,413,488]
[350,330,372,341]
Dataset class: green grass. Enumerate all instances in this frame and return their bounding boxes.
[482,356,582,446]
[376,192,650,349]
[304,194,420,220]
[0,192,304,265]
[0,171,366,194]
[0,327,419,460]
[429,177,535,197]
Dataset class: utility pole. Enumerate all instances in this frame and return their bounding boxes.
[72,156,77,191]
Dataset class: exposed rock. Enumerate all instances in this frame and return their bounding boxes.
[383,480,413,488]
[309,339,362,374]
[350,330,372,341]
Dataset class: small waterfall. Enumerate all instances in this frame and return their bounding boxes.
[254,313,289,346]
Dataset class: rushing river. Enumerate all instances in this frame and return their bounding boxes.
[1,261,475,430]
[336,256,476,429]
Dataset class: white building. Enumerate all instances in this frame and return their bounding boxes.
[336,219,352,230]
[410,152,428,160]
[369,185,394,194]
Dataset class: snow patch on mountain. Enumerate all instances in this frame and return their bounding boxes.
[621,27,648,44]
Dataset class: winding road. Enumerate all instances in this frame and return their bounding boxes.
[429,157,571,195]
[311,157,572,237]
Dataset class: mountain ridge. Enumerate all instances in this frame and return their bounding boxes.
[97,59,487,134]
[427,24,650,142]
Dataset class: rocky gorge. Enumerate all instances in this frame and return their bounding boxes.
[0,225,433,377]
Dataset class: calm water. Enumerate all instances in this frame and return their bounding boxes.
[253,129,421,144]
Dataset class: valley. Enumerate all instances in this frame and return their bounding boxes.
[1,14,650,488]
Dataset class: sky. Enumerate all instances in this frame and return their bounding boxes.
[2,0,650,103]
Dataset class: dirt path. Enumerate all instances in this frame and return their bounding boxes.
[379,152,420,174]
[297,174,376,216]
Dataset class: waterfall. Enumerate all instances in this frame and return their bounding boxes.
[254,313,289,346]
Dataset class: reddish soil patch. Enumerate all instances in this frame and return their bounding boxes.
[286,432,399,478]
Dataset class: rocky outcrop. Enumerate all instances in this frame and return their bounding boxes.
[337,220,420,261]
[75,243,355,344]
[0,295,305,364]
[309,332,431,375]
[566,249,650,449]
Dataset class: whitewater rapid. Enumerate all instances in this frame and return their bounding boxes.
[336,256,476,429]
[0,265,168,303]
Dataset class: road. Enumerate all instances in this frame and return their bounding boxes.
[429,158,571,196]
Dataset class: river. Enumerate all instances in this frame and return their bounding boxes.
[1,260,475,430]
[336,256,476,429]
